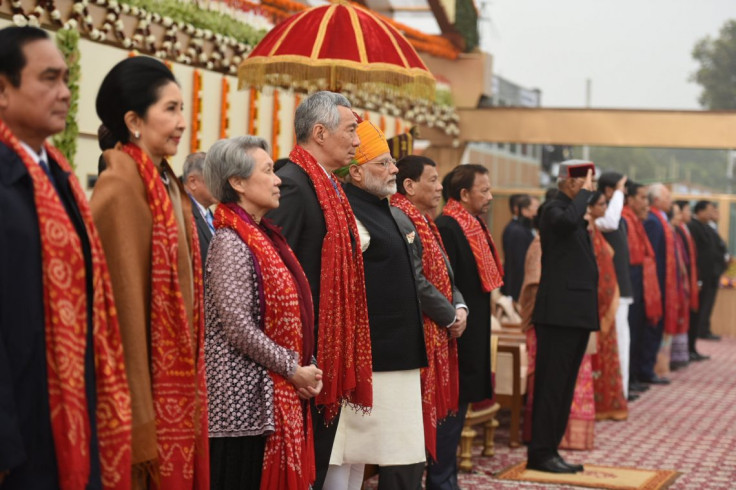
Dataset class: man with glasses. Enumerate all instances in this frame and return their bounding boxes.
[327,120,427,490]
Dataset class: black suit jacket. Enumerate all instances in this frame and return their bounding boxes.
[267,160,329,338]
[189,195,213,266]
[531,190,600,331]
[436,214,494,403]
[0,142,101,489]
[501,218,534,301]
[391,207,465,327]
[688,218,727,282]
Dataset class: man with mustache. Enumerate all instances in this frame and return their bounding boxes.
[327,120,427,490]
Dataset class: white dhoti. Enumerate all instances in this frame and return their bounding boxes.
[329,369,425,466]
[616,298,633,398]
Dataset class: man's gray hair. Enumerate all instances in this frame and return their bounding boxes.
[294,91,352,144]
[204,136,270,204]
[647,182,666,204]
[182,152,206,179]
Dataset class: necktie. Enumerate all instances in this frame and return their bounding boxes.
[205,209,215,233]
[39,158,56,187]
[328,174,342,199]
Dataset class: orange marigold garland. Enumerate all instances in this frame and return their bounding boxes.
[190,69,202,153]
[272,89,281,159]
[248,87,259,135]
[220,77,230,139]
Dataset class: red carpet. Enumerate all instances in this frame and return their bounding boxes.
[453,336,736,489]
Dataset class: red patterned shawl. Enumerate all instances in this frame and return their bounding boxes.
[622,206,663,325]
[390,193,458,461]
[673,230,691,334]
[214,203,315,490]
[288,145,372,421]
[121,143,209,489]
[0,120,132,489]
[649,208,678,334]
[441,199,503,292]
[679,224,700,311]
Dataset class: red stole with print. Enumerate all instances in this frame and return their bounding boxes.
[0,119,132,489]
[214,203,315,489]
[288,145,372,421]
[679,224,700,311]
[649,208,678,334]
[441,199,503,292]
[390,193,458,461]
[121,143,209,489]
[622,206,663,325]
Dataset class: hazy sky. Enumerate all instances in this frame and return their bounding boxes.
[479,0,736,110]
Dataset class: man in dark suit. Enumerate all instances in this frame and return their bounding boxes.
[689,201,727,347]
[436,164,504,485]
[390,155,467,490]
[267,91,366,489]
[501,193,536,302]
[182,151,216,265]
[642,183,674,385]
[527,160,596,473]
[0,26,129,489]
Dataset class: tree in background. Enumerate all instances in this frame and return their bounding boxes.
[692,19,736,110]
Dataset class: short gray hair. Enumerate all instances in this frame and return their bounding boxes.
[294,91,352,144]
[182,151,206,179]
[204,136,270,204]
[647,182,666,204]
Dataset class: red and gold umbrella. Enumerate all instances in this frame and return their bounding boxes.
[238,0,436,101]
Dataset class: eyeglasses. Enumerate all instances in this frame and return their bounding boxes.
[371,158,397,169]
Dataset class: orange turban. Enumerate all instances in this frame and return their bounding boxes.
[334,120,389,177]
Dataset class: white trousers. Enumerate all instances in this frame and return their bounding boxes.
[616,298,633,398]
[323,463,365,490]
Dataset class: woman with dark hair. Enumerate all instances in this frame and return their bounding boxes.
[89,56,209,489]
[589,191,628,421]
[203,136,322,489]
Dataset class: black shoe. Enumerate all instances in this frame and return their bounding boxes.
[629,382,650,393]
[670,361,689,371]
[699,333,721,341]
[527,456,577,473]
[627,393,640,402]
[641,375,670,385]
[689,351,710,362]
[557,456,584,472]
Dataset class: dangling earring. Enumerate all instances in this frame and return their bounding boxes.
[134,130,140,139]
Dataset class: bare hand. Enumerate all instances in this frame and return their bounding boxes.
[582,169,594,191]
[289,364,323,393]
[449,309,467,338]
[616,175,628,191]
[298,379,324,400]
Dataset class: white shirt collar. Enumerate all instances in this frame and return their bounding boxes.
[190,194,209,219]
[19,141,48,166]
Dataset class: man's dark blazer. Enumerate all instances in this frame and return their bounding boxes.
[531,190,600,331]
[435,214,493,404]
[189,195,213,266]
[644,209,667,293]
[391,206,465,327]
[267,160,327,333]
[501,218,534,301]
[688,218,727,283]
[0,141,100,489]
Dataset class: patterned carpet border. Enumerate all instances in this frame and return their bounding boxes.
[495,462,680,490]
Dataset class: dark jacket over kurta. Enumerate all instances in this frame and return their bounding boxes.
[0,141,101,489]
[435,214,494,404]
[344,184,426,372]
[688,218,728,283]
[532,190,600,331]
